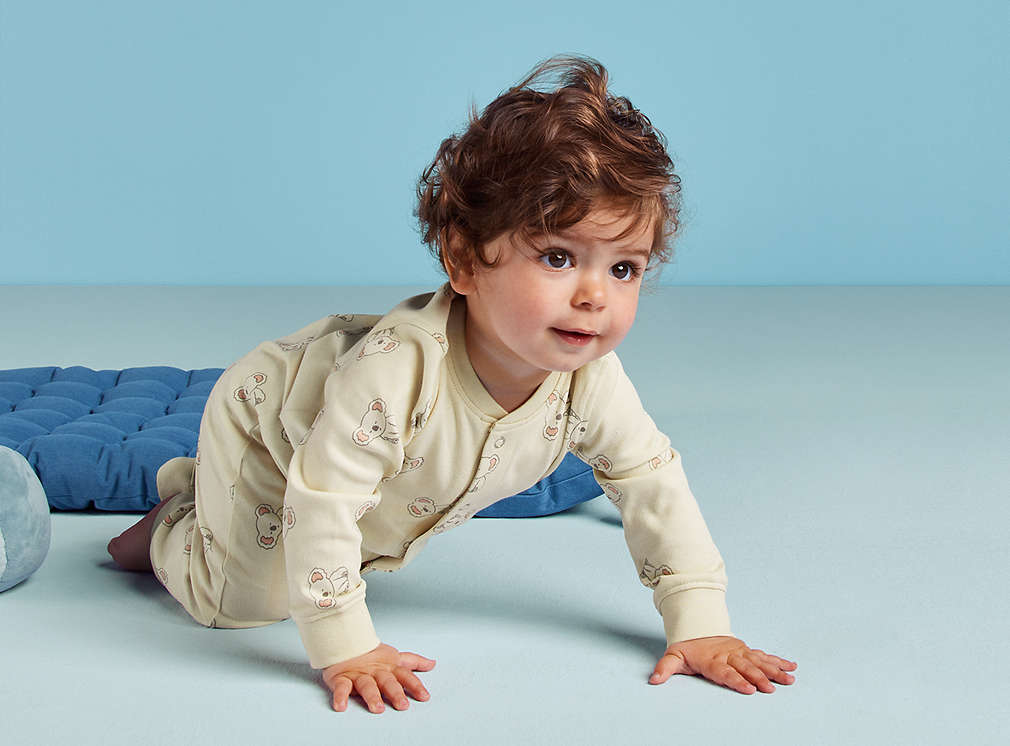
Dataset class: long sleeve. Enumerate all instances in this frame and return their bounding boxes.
[570,355,732,644]
[281,328,437,668]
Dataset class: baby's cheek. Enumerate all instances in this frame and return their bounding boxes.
[609,310,638,347]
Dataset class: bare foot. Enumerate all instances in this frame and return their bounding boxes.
[107,497,172,572]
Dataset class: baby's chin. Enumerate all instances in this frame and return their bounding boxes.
[550,350,615,373]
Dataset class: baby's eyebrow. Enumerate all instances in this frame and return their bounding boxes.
[621,247,652,263]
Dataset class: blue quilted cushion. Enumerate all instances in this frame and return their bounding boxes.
[0,367,222,510]
[0,366,600,515]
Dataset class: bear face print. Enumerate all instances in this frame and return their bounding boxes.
[357,328,401,360]
[254,504,290,549]
[429,331,448,352]
[276,336,315,352]
[233,372,268,405]
[543,391,566,440]
[161,502,195,527]
[382,454,424,482]
[281,506,296,538]
[352,398,399,446]
[467,454,499,493]
[407,496,446,518]
[639,559,675,588]
[183,526,213,555]
[600,482,623,506]
[565,409,589,451]
[355,500,378,520]
[649,449,674,470]
[309,567,350,609]
[336,326,374,338]
[330,313,355,322]
[588,455,613,472]
[432,505,475,534]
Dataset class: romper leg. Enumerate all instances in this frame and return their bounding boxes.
[150,356,293,629]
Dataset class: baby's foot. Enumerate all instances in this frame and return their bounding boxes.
[107,498,171,572]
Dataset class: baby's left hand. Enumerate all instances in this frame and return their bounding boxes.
[650,636,797,694]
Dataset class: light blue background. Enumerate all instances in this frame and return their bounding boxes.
[2,0,1007,285]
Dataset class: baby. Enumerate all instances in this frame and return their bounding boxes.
[108,55,796,713]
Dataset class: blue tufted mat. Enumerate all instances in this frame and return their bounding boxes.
[0,366,220,510]
[0,366,600,516]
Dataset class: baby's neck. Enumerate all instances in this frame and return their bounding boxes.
[463,333,548,414]
[479,377,544,413]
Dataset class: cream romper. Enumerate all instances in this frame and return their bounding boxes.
[149,285,731,669]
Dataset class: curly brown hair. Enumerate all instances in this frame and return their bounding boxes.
[415,55,682,277]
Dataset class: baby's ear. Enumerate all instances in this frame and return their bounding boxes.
[446,259,476,295]
[443,229,477,294]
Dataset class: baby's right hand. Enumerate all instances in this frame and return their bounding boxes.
[322,642,436,713]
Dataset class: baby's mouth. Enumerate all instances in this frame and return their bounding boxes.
[552,328,597,346]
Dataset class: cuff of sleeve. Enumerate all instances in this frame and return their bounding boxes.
[295,599,382,669]
[659,587,732,645]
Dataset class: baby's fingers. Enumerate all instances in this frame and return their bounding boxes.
[728,654,776,694]
[398,650,437,672]
[329,676,353,712]
[752,656,796,686]
[354,675,387,714]
[747,650,797,685]
[395,666,432,702]
[375,671,410,711]
[707,662,761,695]
[767,654,798,672]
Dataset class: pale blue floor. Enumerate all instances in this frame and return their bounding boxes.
[1,285,1008,745]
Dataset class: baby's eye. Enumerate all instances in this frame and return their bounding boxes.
[611,262,642,281]
[539,251,572,269]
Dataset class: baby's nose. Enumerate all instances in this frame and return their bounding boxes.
[573,275,606,309]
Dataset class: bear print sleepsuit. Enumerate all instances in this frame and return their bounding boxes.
[150,285,731,669]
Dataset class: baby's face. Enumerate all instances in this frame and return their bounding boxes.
[450,207,651,392]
